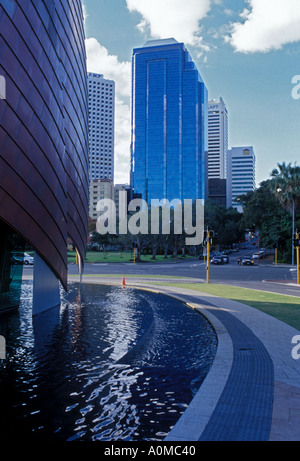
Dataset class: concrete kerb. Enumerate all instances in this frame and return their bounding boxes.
[162,294,234,442]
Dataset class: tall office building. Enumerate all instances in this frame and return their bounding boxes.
[208,97,228,179]
[130,38,208,203]
[89,179,114,219]
[227,147,256,212]
[88,73,115,181]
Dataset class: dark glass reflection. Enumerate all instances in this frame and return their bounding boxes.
[0,221,25,312]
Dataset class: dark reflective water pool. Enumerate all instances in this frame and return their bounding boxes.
[0,282,217,441]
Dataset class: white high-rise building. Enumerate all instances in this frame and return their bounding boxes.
[227,146,256,212]
[88,72,115,181]
[208,97,228,179]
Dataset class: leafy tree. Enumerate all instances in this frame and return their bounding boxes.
[204,200,244,247]
[237,177,300,262]
[91,230,116,249]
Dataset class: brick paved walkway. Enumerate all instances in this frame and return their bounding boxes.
[198,305,274,441]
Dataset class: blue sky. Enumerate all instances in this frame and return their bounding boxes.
[83,0,300,186]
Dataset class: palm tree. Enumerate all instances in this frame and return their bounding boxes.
[271,162,300,264]
[271,162,300,213]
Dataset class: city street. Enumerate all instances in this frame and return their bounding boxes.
[22,246,300,298]
[64,247,300,298]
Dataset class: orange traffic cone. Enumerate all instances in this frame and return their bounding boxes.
[122,277,126,286]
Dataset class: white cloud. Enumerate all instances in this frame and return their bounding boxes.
[224,8,234,17]
[126,0,211,47]
[113,98,131,184]
[226,0,300,53]
[85,38,131,99]
[85,38,132,184]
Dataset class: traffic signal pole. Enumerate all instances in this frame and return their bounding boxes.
[297,245,299,285]
[297,231,299,285]
[207,230,210,284]
[293,231,300,285]
[203,227,214,284]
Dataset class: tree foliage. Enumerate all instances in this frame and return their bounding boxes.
[270,162,300,214]
[204,200,244,247]
[237,174,300,262]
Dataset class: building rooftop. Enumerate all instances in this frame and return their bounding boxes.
[143,38,179,47]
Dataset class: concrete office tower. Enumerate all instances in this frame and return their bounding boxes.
[227,147,256,212]
[208,97,228,179]
[89,179,114,219]
[88,73,115,182]
[131,38,208,203]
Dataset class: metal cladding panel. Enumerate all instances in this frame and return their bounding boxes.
[0,0,89,289]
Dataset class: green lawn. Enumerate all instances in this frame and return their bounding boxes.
[68,251,195,264]
[156,282,300,330]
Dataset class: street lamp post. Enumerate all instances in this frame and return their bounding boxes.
[276,188,295,266]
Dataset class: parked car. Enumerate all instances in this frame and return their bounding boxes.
[211,256,224,265]
[252,250,266,259]
[240,256,255,266]
[23,253,34,265]
[11,253,34,265]
[11,255,23,265]
[211,255,229,265]
[220,255,229,264]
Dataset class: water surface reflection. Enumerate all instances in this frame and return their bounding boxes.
[0,282,217,441]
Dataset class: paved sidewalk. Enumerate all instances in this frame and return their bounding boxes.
[157,285,300,441]
[264,279,300,288]
[71,276,300,441]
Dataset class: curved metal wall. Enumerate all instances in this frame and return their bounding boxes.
[0,0,89,290]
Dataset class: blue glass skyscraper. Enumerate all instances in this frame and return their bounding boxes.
[130,38,208,203]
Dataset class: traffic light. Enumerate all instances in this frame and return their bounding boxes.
[202,230,215,247]
[293,234,300,248]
